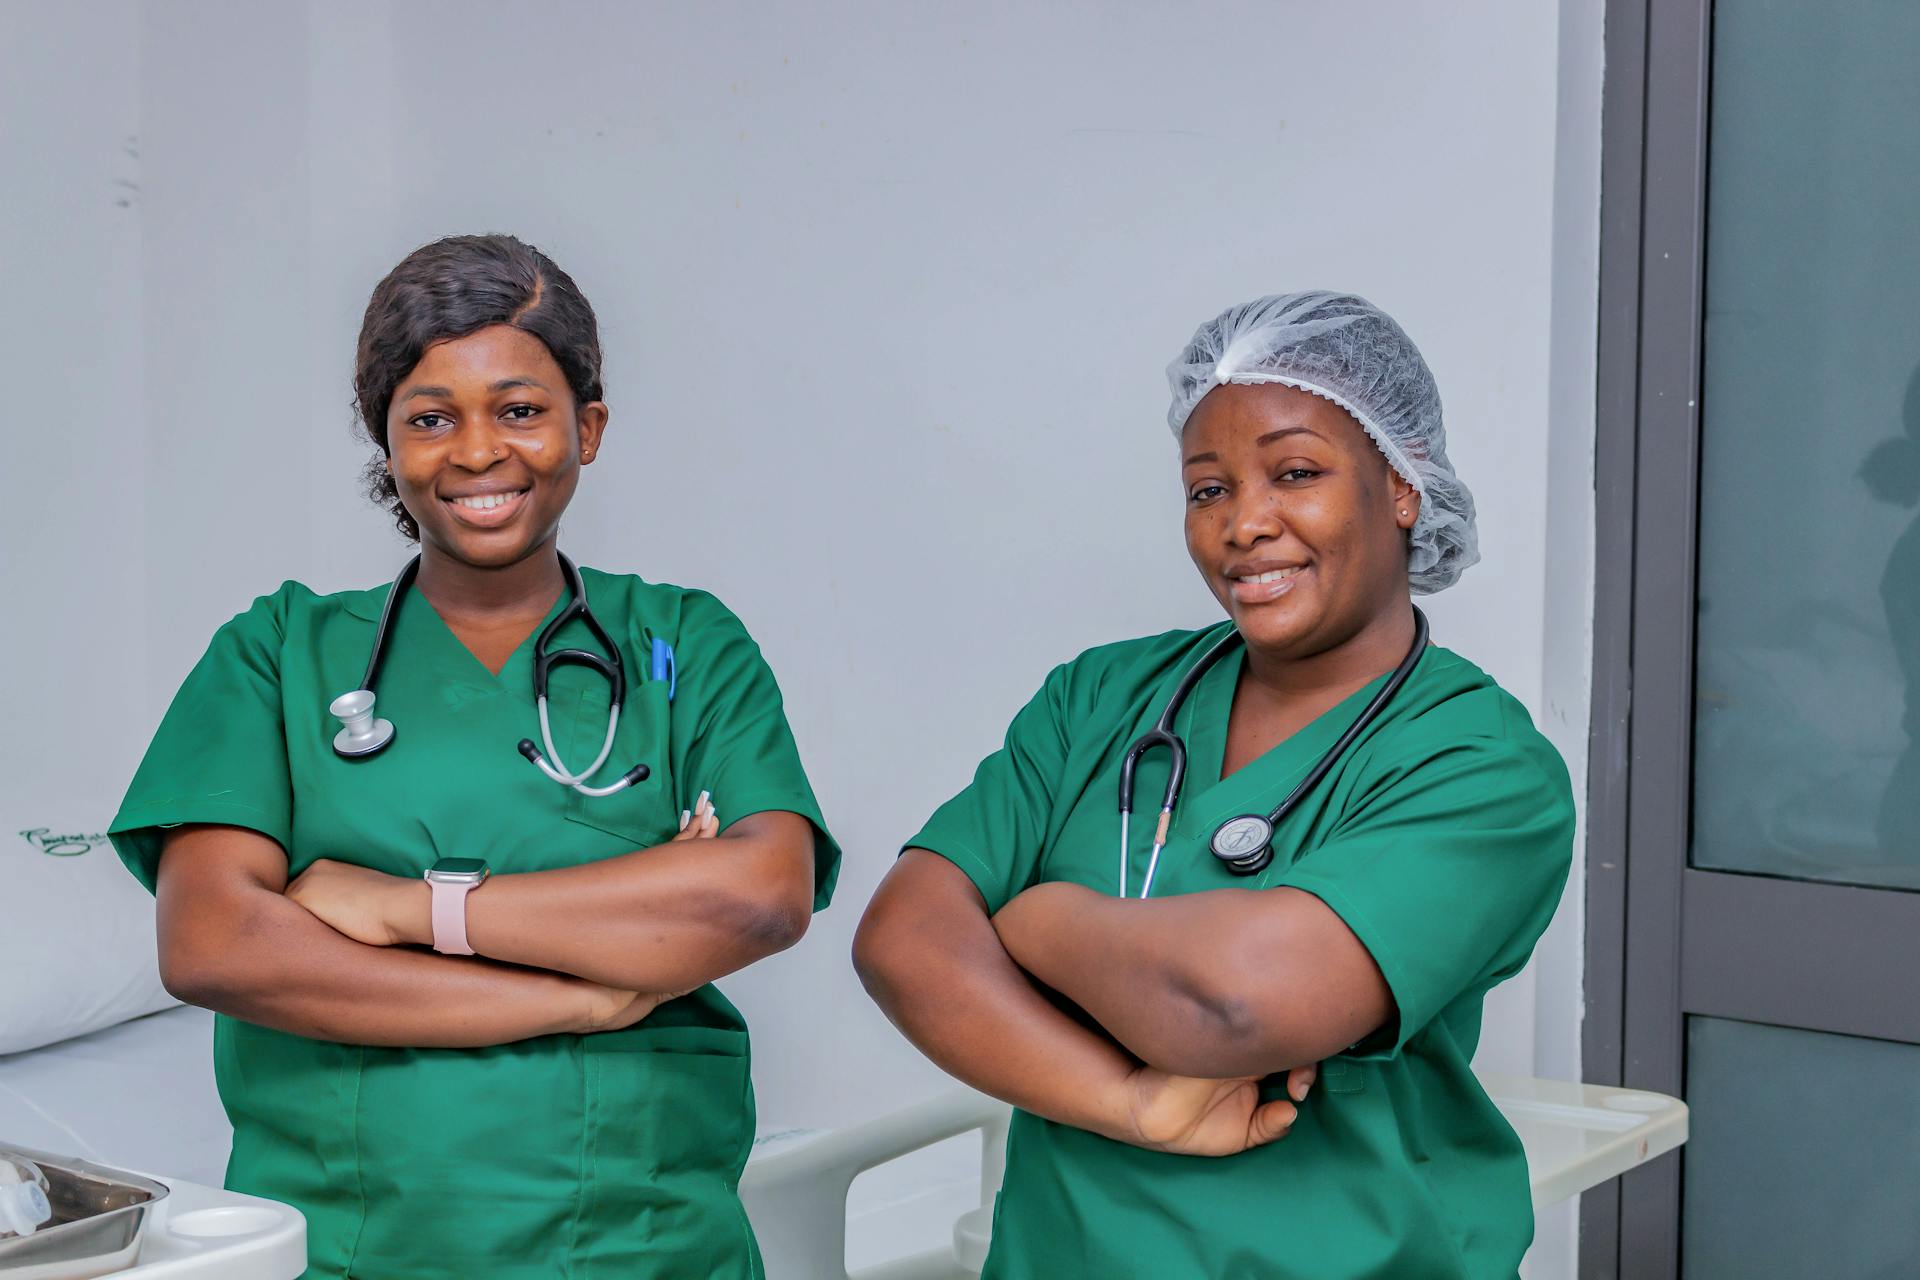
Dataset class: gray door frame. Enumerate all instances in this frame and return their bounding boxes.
[1583,1,1920,1275]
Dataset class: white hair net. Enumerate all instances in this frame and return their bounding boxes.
[1166,290,1479,593]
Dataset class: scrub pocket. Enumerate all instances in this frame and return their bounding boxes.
[214,1018,364,1273]
[1261,1057,1367,1105]
[576,1025,759,1279]
[1320,1058,1369,1095]
[563,677,678,849]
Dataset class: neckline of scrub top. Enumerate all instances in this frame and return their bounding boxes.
[406,578,573,689]
[1166,638,1418,848]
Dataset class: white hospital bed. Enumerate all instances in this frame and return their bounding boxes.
[0,1008,1686,1279]
[0,1008,303,1278]
[743,1075,1690,1279]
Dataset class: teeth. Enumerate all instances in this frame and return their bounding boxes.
[1237,568,1302,584]
[453,491,522,511]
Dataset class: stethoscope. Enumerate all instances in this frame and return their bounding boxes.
[326,553,674,796]
[1117,607,1429,899]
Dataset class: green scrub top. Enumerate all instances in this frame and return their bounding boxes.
[906,622,1573,1280]
[109,569,840,1280]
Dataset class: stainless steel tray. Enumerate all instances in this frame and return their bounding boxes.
[0,1143,168,1280]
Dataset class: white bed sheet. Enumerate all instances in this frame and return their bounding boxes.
[0,1004,229,1186]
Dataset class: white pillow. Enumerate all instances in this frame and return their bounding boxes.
[1,827,177,1055]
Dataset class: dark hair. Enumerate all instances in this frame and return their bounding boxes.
[353,234,604,540]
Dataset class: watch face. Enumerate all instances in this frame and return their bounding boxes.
[427,857,490,883]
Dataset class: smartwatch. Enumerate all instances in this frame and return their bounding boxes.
[424,857,490,955]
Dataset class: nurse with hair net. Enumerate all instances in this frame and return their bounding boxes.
[857,291,1575,1277]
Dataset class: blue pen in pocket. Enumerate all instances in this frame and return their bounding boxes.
[651,638,677,701]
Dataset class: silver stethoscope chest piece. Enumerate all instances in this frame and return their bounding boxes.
[329,689,394,756]
[1209,814,1275,871]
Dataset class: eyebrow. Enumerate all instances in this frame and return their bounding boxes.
[1183,425,1324,466]
[400,376,550,403]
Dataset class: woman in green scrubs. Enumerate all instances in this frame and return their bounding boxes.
[855,292,1573,1279]
[109,234,838,1280]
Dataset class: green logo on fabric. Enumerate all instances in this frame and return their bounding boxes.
[19,828,109,857]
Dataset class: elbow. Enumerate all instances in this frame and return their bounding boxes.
[850,909,887,992]
[159,934,249,1011]
[1162,971,1296,1079]
[157,947,208,1006]
[156,893,283,1014]
[738,892,810,956]
[1203,995,1286,1076]
[746,840,818,956]
[716,863,813,961]
[851,900,908,1004]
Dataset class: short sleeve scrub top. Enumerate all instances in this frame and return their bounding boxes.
[110,569,841,1280]
[907,623,1574,1280]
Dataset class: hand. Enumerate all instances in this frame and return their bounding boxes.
[571,978,692,1034]
[1283,1061,1319,1104]
[286,858,427,947]
[670,790,719,842]
[1114,1063,1307,1156]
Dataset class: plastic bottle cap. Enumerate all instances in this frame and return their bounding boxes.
[0,1181,52,1237]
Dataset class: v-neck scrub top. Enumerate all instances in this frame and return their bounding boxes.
[906,622,1573,1280]
[109,569,840,1280]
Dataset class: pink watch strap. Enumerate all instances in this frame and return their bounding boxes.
[429,877,478,955]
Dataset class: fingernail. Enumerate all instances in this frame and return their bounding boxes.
[680,811,690,829]
[697,790,711,814]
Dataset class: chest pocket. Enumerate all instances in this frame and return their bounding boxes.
[560,672,679,850]
[1320,1058,1369,1094]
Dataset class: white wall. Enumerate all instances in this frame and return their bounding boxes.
[1528,1,1606,1273]
[2,0,1601,1269]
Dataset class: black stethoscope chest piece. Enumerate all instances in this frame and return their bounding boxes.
[1208,814,1278,873]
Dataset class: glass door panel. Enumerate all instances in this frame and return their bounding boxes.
[1690,0,1920,891]
[1682,1017,1920,1276]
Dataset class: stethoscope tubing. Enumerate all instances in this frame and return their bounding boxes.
[532,696,621,787]
[1118,607,1429,898]
[1116,628,1239,899]
[335,551,652,797]
[358,555,420,694]
[1260,610,1429,824]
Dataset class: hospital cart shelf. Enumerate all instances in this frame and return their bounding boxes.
[739,1073,1688,1280]
[34,1175,307,1280]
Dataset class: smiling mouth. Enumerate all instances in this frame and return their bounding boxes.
[1234,567,1303,586]
[442,487,530,526]
[1227,564,1307,604]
